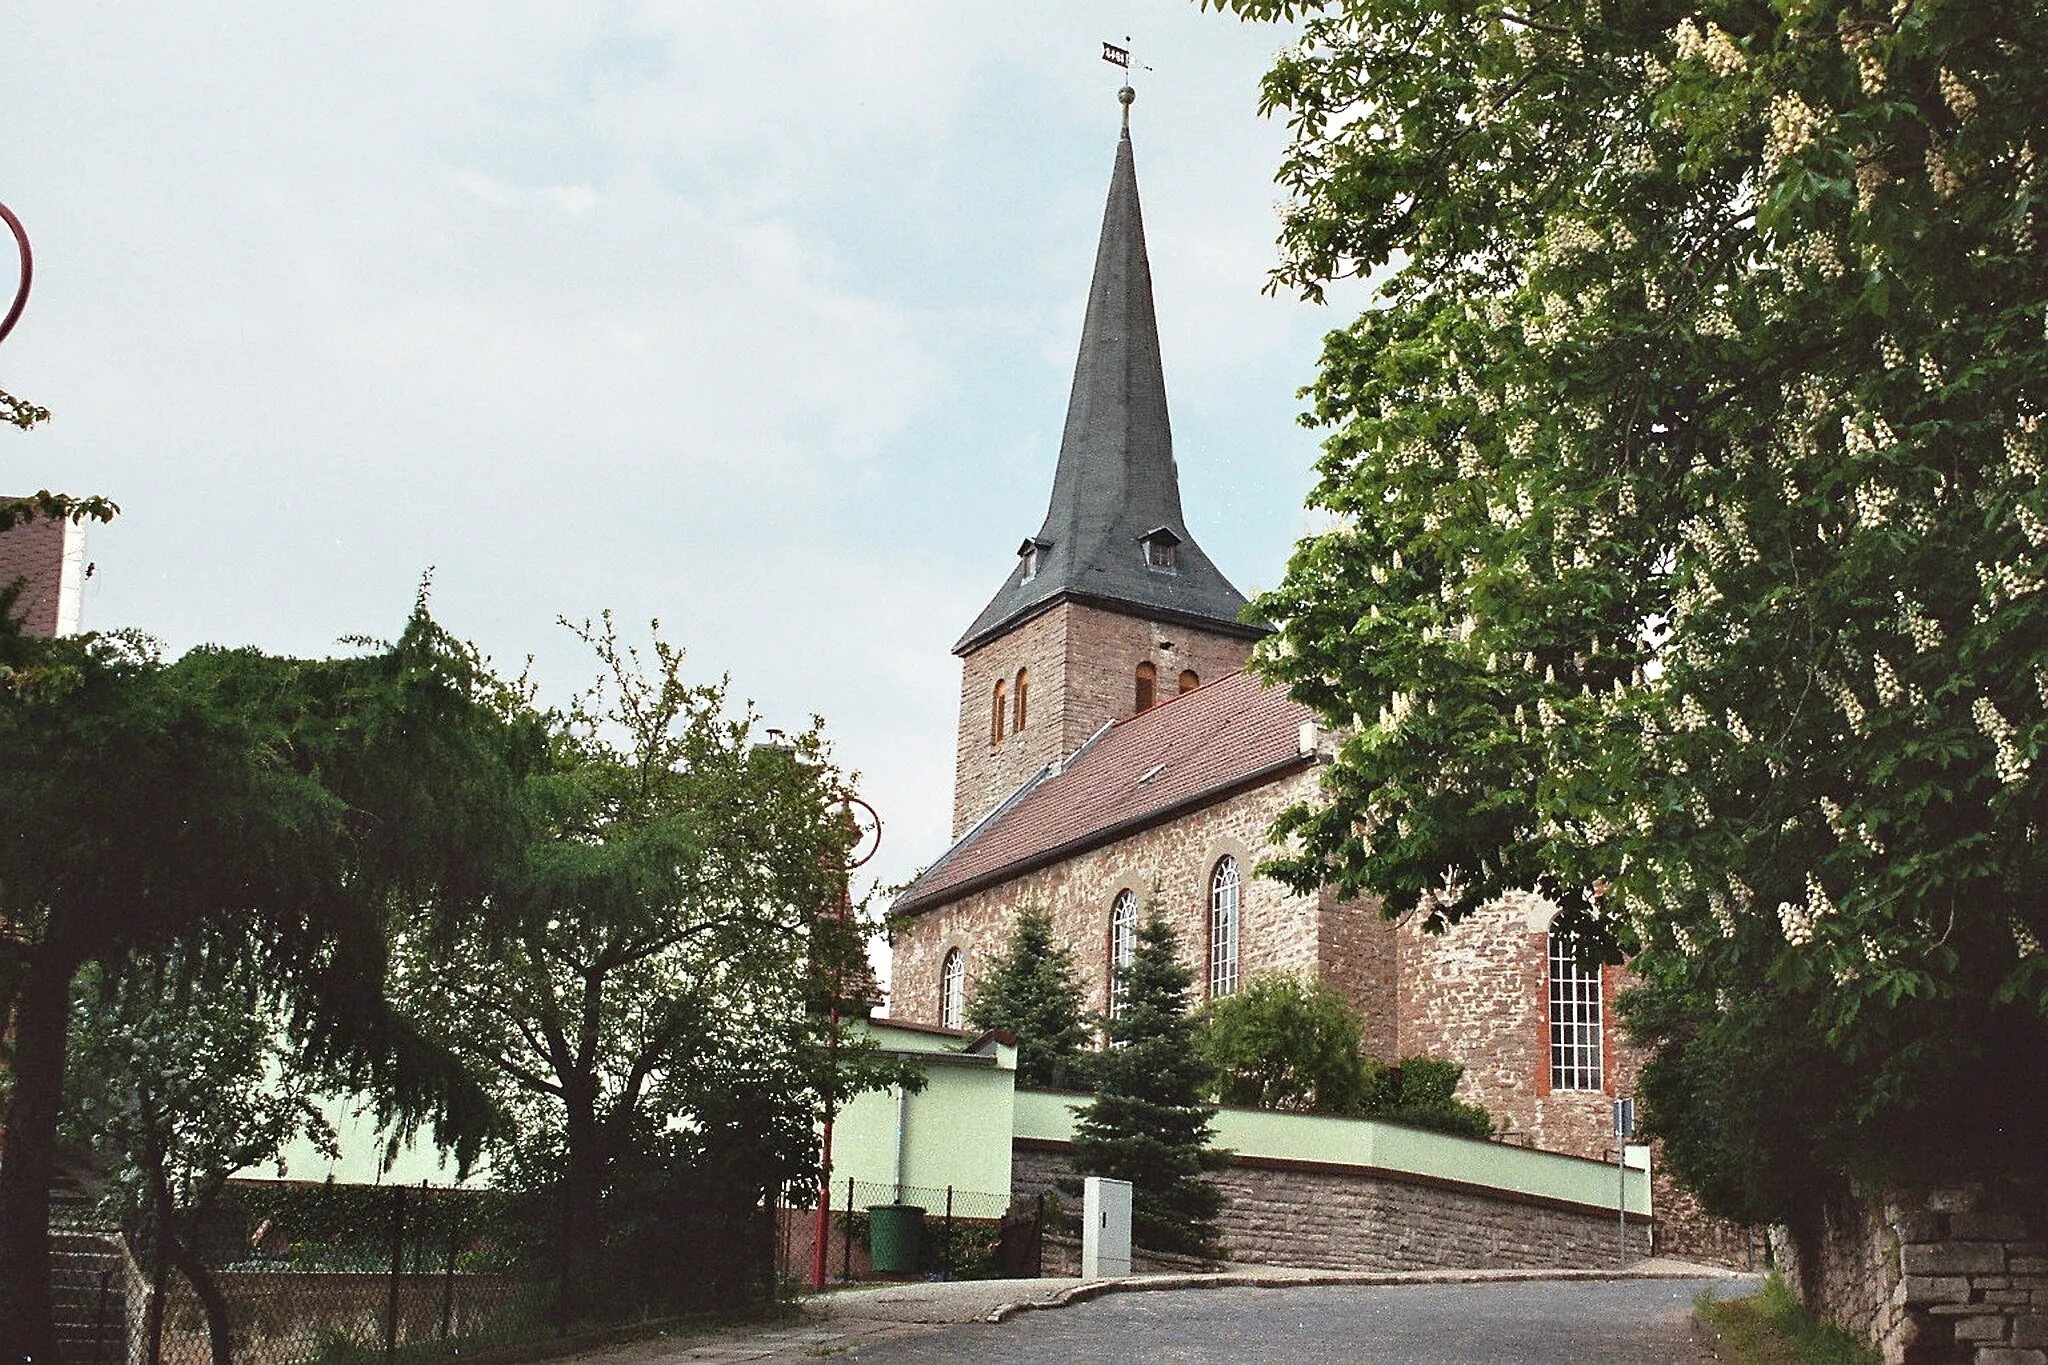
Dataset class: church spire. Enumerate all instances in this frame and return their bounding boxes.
[954,93,1256,657]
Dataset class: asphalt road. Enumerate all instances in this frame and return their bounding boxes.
[840,1277,1752,1364]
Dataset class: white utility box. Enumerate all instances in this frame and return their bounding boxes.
[1081,1176,1132,1278]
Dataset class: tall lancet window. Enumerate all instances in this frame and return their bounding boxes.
[940,949,966,1030]
[1135,662,1157,712]
[1108,890,1138,1017]
[1209,857,1241,998]
[991,678,1007,745]
[1014,668,1029,732]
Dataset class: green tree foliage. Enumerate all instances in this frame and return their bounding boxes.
[391,616,897,1320]
[1205,0,2048,1217]
[1196,974,1493,1137]
[965,904,1095,1089]
[62,959,338,1365]
[1067,908,1224,1259]
[0,605,524,1358]
[1196,973,1371,1112]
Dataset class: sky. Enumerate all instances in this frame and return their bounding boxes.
[2,3,1367,989]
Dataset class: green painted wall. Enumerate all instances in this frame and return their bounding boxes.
[825,1021,1019,1210]
[1013,1089,1650,1216]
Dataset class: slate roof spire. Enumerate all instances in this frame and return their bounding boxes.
[953,90,1258,656]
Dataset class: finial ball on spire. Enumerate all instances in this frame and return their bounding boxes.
[1118,85,1136,106]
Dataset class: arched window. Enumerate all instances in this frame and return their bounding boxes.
[1014,668,1029,732]
[1548,933,1603,1091]
[1209,857,1241,998]
[940,948,966,1030]
[1135,661,1157,713]
[991,678,1007,745]
[1178,669,1200,695]
[1108,890,1138,1016]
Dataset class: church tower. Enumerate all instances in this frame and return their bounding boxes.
[952,90,1265,836]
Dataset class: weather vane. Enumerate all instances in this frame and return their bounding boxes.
[1102,36,1152,126]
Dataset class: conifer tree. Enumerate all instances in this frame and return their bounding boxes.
[1067,907,1224,1259]
[965,904,1094,1090]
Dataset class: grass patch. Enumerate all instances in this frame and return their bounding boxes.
[1695,1274,1880,1365]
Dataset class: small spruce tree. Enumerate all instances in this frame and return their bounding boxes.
[1067,907,1224,1259]
[965,905,1094,1090]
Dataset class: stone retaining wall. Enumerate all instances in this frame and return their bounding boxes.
[1773,1186,2048,1364]
[1014,1144,1648,1273]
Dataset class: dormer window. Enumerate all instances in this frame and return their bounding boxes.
[1018,538,1050,584]
[1139,526,1181,573]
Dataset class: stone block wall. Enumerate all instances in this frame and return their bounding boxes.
[1775,1186,2048,1364]
[894,767,1333,1028]
[1012,1143,1648,1273]
[952,603,1253,838]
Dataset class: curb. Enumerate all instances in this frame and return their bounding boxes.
[983,1264,1760,1324]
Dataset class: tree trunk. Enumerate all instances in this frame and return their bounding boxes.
[0,949,79,1365]
[166,1230,234,1365]
[556,1095,607,1327]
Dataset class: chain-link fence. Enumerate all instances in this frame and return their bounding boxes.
[771,1179,1047,1285]
[112,1183,548,1365]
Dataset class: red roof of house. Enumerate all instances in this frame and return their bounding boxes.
[894,669,1316,914]
[0,511,69,637]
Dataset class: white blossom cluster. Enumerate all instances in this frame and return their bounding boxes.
[1673,18,1747,75]
[1818,672,1869,735]
[1841,412,1897,454]
[1764,91,1823,172]
[1926,140,1962,199]
[1976,558,2044,610]
[1852,480,1898,530]
[1896,595,1945,651]
[1972,696,2030,785]
[1938,66,1978,119]
[1855,147,1891,210]
[2014,501,2048,548]
[1778,892,1817,946]
[1839,20,1886,95]
[1917,354,1942,390]
[1708,889,1737,937]
[2017,920,2043,957]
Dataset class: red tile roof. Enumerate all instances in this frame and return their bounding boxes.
[894,669,1316,914]
[0,511,68,637]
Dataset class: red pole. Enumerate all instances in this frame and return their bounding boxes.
[810,797,877,1290]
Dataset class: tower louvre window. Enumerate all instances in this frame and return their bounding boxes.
[1014,668,1029,732]
[1549,933,1603,1092]
[1139,526,1182,573]
[1178,669,1199,695]
[1135,661,1157,712]
[991,678,1008,745]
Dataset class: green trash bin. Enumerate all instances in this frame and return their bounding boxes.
[867,1203,925,1275]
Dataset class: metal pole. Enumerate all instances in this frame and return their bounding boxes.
[441,1202,459,1339]
[811,795,880,1289]
[385,1185,407,1365]
[944,1186,955,1282]
[1617,1143,1627,1271]
[841,1176,854,1282]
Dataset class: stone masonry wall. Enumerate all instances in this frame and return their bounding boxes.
[894,767,1341,1029]
[1012,1144,1648,1272]
[952,602,1254,837]
[955,608,1070,839]
[1774,1186,2048,1365]
[1395,894,1641,1163]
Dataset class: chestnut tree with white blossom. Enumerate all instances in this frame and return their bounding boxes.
[1205,0,2048,1221]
